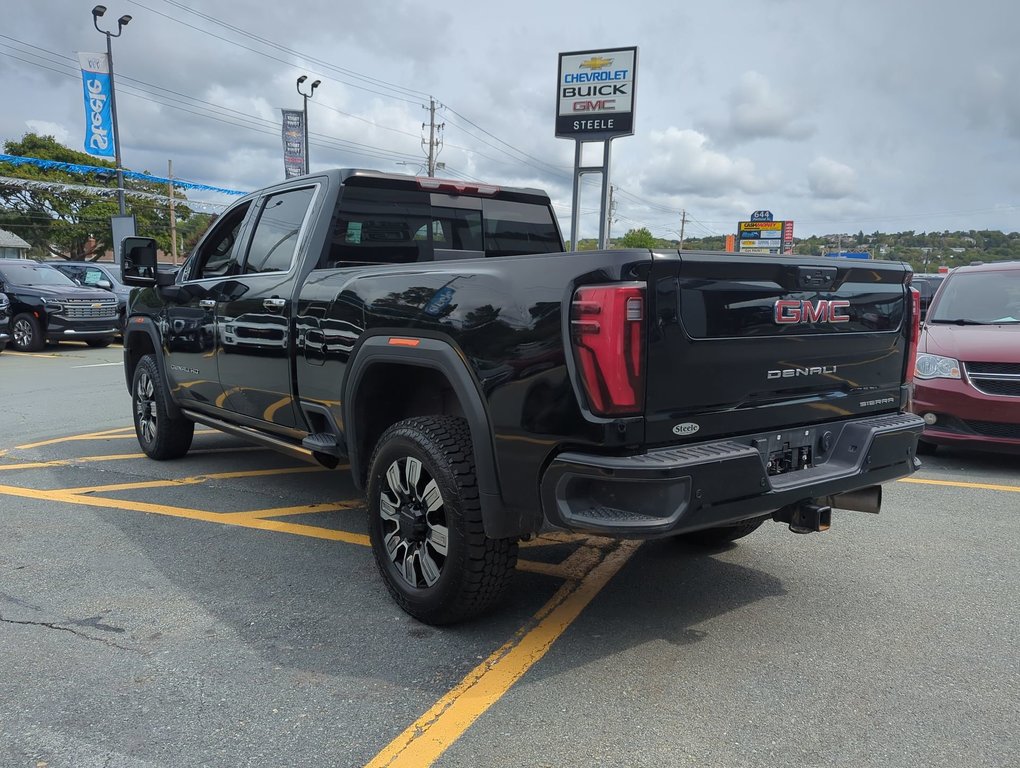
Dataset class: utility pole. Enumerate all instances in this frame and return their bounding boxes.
[606,185,616,245]
[679,209,687,251]
[423,97,444,177]
[168,159,178,265]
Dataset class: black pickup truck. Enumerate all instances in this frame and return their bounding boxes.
[120,169,924,624]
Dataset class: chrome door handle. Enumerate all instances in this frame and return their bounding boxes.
[263,298,286,311]
[198,299,216,309]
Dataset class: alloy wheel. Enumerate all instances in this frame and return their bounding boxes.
[135,370,158,444]
[378,456,449,588]
[12,318,33,349]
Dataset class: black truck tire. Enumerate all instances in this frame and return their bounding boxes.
[679,515,769,546]
[367,415,517,625]
[131,354,194,460]
[11,313,44,352]
[87,337,115,348]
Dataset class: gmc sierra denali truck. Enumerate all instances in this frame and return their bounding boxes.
[120,169,924,624]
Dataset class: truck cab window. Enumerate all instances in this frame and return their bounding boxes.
[244,187,315,274]
[192,202,252,280]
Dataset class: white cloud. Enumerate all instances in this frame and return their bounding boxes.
[638,127,766,199]
[724,71,815,143]
[806,157,858,200]
[24,120,71,146]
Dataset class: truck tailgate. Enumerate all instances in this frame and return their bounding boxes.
[645,252,912,445]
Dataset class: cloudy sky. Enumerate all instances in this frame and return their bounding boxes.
[3,0,1019,240]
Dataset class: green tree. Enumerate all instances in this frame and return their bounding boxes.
[0,132,193,260]
[618,227,656,248]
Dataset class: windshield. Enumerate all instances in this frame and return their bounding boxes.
[928,269,1020,324]
[0,262,77,287]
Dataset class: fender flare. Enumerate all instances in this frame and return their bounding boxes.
[122,318,185,420]
[343,335,522,539]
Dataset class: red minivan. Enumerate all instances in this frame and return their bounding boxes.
[911,261,1020,453]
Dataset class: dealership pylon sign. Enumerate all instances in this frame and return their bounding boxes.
[78,52,115,159]
[556,47,637,140]
[557,47,638,251]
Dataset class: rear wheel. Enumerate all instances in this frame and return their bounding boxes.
[679,516,769,546]
[367,416,517,625]
[87,337,114,348]
[132,354,194,459]
[11,313,44,352]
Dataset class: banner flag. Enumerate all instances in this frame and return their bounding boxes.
[78,52,115,159]
[281,109,306,178]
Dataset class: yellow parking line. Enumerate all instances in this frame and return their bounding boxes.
[0,453,149,470]
[3,350,64,358]
[16,427,136,450]
[0,483,370,546]
[899,477,1020,493]
[219,499,363,521]
[365,539,641,768]
[61,464,332,494]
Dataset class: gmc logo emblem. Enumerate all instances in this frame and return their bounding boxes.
[774,299,851,324]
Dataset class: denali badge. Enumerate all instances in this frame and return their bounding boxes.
[768,365,837,380]
[673,422,700,436]
[774,299,850,324]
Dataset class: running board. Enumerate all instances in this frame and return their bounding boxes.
[182,410,320,466]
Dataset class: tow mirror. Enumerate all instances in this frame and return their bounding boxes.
[121,237,164,287]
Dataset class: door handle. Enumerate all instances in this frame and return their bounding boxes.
[263,298,286,311]
[198,299,216,309]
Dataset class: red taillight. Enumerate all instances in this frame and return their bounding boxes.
[906,286,921,381]
[570,283,646,416]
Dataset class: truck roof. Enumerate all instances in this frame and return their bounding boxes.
[338,169,553,204]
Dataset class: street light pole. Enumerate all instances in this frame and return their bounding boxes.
[91,5,131,215]
[296,75,321,175]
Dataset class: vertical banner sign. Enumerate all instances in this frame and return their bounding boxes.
[782,220,795,254]
[556,47,638,139]
[78,52,115,158]
[281,109,306,179]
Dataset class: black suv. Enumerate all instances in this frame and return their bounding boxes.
[0,291,11,352]
[48,260,133,334]
[912,273,946,321]
[0,259,120,351]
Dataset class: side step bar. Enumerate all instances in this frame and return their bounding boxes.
[182,409,322,466]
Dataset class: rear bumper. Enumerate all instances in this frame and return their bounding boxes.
[540,412,924,537]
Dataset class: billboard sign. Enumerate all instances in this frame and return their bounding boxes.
[737,216,794,255]
[78,52,115,159]
[281,109,306,179]
[556,47,637,139]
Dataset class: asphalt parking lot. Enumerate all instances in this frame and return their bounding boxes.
[1,343,1018,768]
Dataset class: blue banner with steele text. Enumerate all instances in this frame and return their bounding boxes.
[78,52,115,159]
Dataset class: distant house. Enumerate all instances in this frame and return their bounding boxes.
[0,228,31,259]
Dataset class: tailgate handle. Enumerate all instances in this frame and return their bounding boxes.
[796,266,838,290]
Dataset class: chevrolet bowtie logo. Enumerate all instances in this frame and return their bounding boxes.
[579,56,614,71]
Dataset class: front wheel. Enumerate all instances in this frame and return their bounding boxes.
[678,515,769,547]
[367,416,517,625]
[132,354,194,460]
[11,313,44,352]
